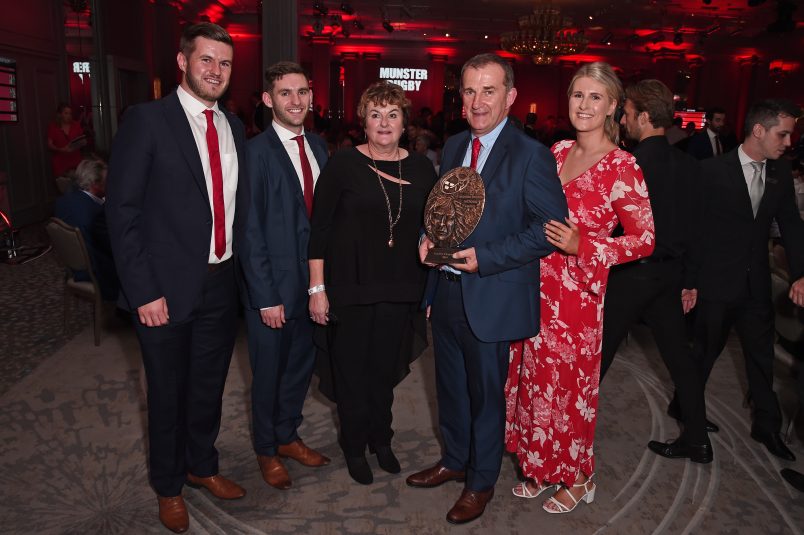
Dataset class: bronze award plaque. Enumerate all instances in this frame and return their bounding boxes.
[424,166,485,264]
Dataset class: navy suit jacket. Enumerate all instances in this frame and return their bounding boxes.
[105,91,250,322]
[426,122,568,342]
[55,189,107,262]
[239,127,328,319]
[690,149,804,303]
[54,190,117,296]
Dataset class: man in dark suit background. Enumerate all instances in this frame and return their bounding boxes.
[106,23,249,533]
[54,157,118,300]
[239,61,330,491]
[597,79,710,462]
[687,106,730,160]
[408,53,568,524]
[684,99,804,462]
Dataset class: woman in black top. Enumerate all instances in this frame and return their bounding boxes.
[308,82,437,484]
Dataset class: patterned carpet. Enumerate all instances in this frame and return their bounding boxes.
[0,315,803,534]
[0,225,91,396]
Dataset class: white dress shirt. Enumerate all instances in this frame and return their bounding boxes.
[272,121,321,193]
[176,85,238,263]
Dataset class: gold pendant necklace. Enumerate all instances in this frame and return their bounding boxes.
[368,145,403,248]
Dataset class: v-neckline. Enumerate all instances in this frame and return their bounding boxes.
[558,144,618,187]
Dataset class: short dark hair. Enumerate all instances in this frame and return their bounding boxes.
[264,61,309,93]
[180,22,233,56]
[704,106,725,122]
[357,81,411,126]
[56,102,70,114]
[743,99,801,138]
[625,79,674,129]
[461,53,514,92]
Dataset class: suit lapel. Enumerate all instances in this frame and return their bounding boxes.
[307,132,328,169]
[162,92,209,203]
[724,150,754,217]
[446,131,471,172]
[478,122,513,188]
[264,126,306,209]
[756,159,779,218]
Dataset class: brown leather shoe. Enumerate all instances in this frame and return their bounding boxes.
[446,488,494,524]
[257,455,292,489]
[277,439,331,467]
[186,473,246,499]
[157,495,189,533]
[406,463,466,488]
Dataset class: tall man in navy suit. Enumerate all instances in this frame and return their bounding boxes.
[677,99,804,462]
[106,23,249,533]
[407,53,568,524]
[239,62,330,491]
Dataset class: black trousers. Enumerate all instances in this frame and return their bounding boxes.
[328,302,411,456]
[245,310,315,456]
[134,262,238,497]
[601,261,708,444]
[692,292,782,435]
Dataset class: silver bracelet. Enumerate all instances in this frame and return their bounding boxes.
[308,284,325,295]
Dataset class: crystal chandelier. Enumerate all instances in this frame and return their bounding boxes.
[500,6,589,65]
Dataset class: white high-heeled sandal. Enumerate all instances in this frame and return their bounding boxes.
[511,480,556,499]
[542,474,595,514]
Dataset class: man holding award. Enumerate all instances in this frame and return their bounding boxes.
[408,53,568,524]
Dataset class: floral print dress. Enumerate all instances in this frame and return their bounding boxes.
[505,140,655,486]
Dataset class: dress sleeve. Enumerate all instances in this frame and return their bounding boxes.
[567,158,655,295]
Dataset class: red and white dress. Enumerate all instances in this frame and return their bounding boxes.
[505,140,655,486]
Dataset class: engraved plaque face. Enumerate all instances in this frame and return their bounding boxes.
[424,166,485,248]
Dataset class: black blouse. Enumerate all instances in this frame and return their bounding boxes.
[309,147,438,306]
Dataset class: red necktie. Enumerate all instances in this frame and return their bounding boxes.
[470,137,482,170]
[293,135,314,218]
[203,110,226,259]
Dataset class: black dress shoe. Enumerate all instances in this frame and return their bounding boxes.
[750,431,796,461]
[369,445,401,474]
[648,438,713,464]
[666,403,719,433]
[345,455,374,485]
[781,469,804,492]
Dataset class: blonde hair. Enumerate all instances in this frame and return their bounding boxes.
[567,62,623,144]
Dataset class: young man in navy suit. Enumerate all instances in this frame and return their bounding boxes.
[239,62,330,490]
[106,23,249,533]
[408,53,568,524]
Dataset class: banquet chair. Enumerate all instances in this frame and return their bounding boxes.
[45,217,102,346]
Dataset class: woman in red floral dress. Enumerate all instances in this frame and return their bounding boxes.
[505,62,655,513]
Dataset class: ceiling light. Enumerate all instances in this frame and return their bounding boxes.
[484,34,488,39]
[445,32,450,37]
[382,20,394,33]
[313,2,328,16]
[500,6,589,65]
[601,32,613,45]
